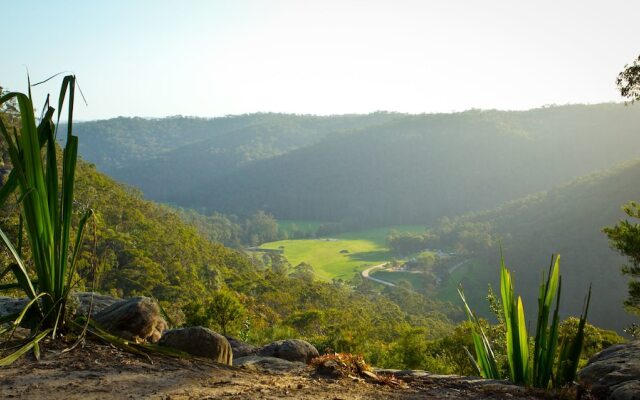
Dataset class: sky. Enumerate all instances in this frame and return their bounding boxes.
[3,0,640,120]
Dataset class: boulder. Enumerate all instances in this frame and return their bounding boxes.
[233,355,307,373]
[93,296,167,343]
[0,296,28,317]
[72,292,119,317]
[225,335,257,358]
[160,326,232,365]
[578,340,640,400]
[1,292,118,319]
[0,292,120,328]
[258,339,319,364]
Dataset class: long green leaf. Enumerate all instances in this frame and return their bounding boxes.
[0,228,37,299]
[65,209,94,294]
[458,286,500,378]
[12,293,48,329]
[533,255,561,388]
[58,135,79,297]
[0,329,51,366]
[556,285,591,386]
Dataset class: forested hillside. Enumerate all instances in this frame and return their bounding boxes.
[74,104,640,226]
[71,113,402,201]
[395,159,640,331]
[0,140,457,367]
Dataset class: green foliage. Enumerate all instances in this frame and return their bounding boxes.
[459,286,501,379]
[603,201,640,315]
[459,254,591,388]
[184,290,245,335]
[0,76,92,333]
[617,54,640,102]
[558,317,624,365]
[177,208,283,248]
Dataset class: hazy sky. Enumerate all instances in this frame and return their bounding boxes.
[4,0,639,120]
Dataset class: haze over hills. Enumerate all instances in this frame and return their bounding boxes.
[75,104,640,226]
[422,159,640,332]
[71,113,402,200]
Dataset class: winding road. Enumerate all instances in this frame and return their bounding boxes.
[361,263,396,286]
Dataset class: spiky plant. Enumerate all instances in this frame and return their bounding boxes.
[459,253,591,388]
[0,76,93,364]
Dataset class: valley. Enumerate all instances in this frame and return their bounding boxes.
[62,105,640,333]
[4,4,640,396]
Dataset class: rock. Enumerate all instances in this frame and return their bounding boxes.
[159,326,232,365]
[225,335,257,358]
[0,292,120,328]
[233,355,307,373]
[578,340,640,400]
[0,296,28,317]
[72,292,119,317]
[94,296,167,343]
[374,368,429,379]
[0,292,118,319]
[258,339,319,364]
[314,359,343,378]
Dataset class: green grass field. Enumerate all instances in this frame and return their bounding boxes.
[260,224,425,281]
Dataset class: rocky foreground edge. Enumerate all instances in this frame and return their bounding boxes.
[2,294,640,399]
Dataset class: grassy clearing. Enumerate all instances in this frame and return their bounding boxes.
[260,225,424,281]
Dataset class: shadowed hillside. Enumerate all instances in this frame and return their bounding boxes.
[74,104,640,227]
[419,159,640,331]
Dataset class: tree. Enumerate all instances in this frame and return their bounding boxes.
[602,55,640,315]
[209,290,245,335]
[183,290,246,335]
[617,54,640,102]
[603,202,640,315]
[291,262,315,283]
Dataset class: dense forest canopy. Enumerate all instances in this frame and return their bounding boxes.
[73,104,640,227]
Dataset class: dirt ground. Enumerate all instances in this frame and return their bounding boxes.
[0,339,559,400]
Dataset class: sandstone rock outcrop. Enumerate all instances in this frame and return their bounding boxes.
[159,326,233,365]
[578,340,640,400]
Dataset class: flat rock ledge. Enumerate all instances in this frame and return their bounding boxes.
[234,355,308,374]
[375,369,527,392]
[579,340,640,400]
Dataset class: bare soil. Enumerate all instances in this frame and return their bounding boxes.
[0,339,559,399]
